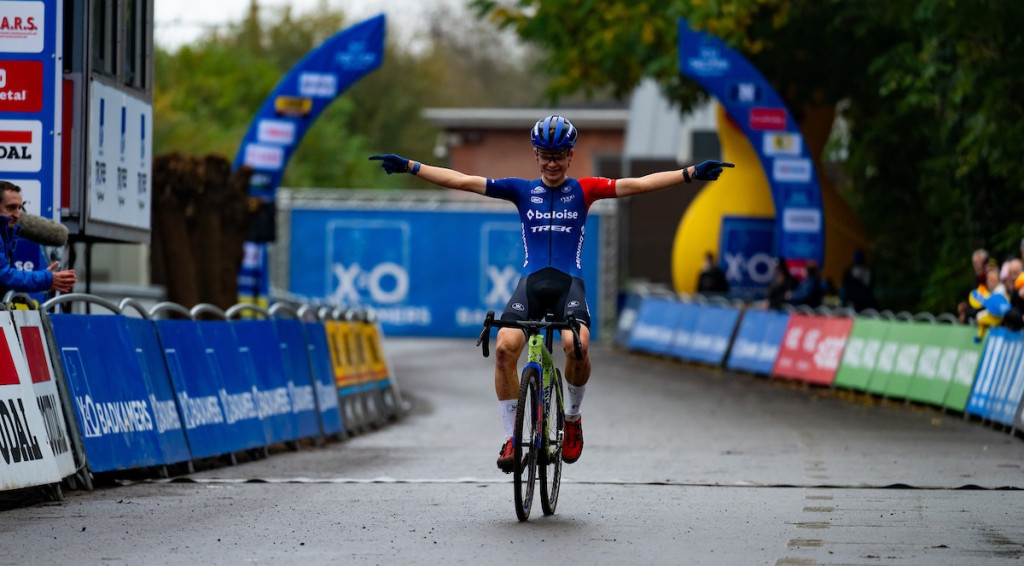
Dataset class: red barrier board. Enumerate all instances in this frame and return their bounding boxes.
[772,314,854,385]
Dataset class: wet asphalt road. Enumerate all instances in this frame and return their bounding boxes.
[2,338,1023,565]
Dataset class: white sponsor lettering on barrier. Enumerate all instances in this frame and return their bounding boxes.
[801,328,821,353]
[633,323,673,346]
[784,327,803,350]
[876,342,899,373]
[150,394,182,434]
[812,336,847,371]
[673,329,692,349]
[219,388,258,425]
[843,337,865,369]
[757,341,779,363]
[692,332,714,353]
[916,346,941,380]
[288,381,317,413]
[76,395,154,438]
[732,338,758,359]
[958,347,983,388]
[375,307,432,326]
[861,339,882,371]
[894,344,921,376]
[177,392,225,428]
[253,386,291,419]
[316,380,339,414]
[936,348,959,383]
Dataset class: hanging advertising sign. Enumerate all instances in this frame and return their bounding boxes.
[679,19,825,267]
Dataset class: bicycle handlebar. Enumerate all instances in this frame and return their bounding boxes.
[476,310,583,361]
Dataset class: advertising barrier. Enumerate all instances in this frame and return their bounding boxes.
[835,319,982,411]
[276,318,343,437]
[672,304,741,366]
[726,309,790,375]
[0,312,63,490]
[155,319,266,459]
[626,297,681,356]
[833,318,890,392]
[286,206,605,338]
[967,328,1024,425]
[49,314,185,473]
[11,311,77,478]
[908,325,981,410]
[121,317,192,467]
[231,319,321,443]
[771,314,853,385]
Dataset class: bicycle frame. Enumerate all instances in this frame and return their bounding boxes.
[523,330,559,455]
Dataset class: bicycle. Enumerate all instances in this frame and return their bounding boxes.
[477,310,583,521]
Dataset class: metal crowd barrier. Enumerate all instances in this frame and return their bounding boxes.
[617,291,1022,436]
[1,293,405,501]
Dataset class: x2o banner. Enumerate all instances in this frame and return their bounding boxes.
[287,207,603,338]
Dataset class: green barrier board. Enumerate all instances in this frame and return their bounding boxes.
[880,322,928,400]
[864,322,906,395]
[837,318,983,410]
[940,326,985,412]
[834,319,890,392]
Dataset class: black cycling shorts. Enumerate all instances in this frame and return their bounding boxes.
[501,266,591,327]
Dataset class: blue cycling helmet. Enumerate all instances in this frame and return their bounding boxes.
[530,115,578,151]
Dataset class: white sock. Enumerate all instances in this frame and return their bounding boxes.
[499,399,517,439]
[566,383,586,420]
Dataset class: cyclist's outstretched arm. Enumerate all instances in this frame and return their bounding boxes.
[370,154,487,194]
[614,160,734,197]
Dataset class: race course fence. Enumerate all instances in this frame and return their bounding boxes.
[0,294,403,501]
[617,291,1024,435]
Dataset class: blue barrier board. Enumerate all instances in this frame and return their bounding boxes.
[123,317,192,466]
[726,310,790,375]
[234,319,321,442]
[50,315,170,472]
[287,208,603,338]
[968,328,1024,425]
[667,302,703,361]
[627,297,679,355]
[155,320,267,458]
[300,321,344,436]
[682,305,742,366]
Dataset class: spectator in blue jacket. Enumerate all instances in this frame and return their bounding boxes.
[786,260,824,308]
[0,181,75,296]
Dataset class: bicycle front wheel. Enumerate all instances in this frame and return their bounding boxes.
[539,368,564,516]
[513,366,540,522]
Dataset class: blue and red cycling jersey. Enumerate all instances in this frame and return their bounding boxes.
[485,176,617,278]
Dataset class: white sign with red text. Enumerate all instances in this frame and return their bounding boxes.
[0,312,62,491]
[0,1,43,53]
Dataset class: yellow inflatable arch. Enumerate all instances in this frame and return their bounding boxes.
[671,104,867,296]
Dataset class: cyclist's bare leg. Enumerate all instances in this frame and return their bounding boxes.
[561,324,591,387]
[495,327,527,399]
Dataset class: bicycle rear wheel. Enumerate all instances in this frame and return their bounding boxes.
[539,368,564,515]
[513,367,540,521]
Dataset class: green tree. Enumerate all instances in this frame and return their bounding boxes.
[472,0,1024,313]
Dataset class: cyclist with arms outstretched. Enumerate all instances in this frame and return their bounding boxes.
[371,115,733,472]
